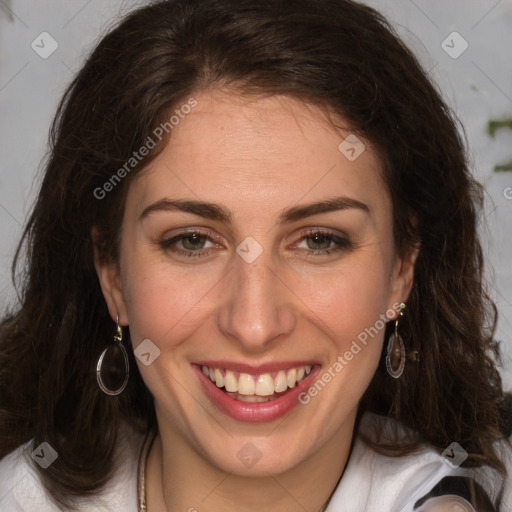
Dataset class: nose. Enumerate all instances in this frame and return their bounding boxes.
[216,250,297,352]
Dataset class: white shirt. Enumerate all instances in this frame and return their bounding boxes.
[0,424,141,511]
[1,413,510,511]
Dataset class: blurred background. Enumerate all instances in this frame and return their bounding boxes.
[1,0,511,387]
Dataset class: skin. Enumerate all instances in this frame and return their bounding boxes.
[94,90,417,511]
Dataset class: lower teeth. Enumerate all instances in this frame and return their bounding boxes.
[225,390,285,402]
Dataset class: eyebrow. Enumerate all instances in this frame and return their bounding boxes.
[140,199,232,222]
[277,196,370,223]
[139,196,370,223]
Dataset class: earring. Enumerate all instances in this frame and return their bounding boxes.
[96,315,129,395]
[386,303,406,379]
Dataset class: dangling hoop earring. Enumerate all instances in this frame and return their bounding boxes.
[96,315,129,395]
[386,303,406,379]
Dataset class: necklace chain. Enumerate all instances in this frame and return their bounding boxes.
[137,430,156,512]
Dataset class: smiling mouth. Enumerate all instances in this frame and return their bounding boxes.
[201,365,313,402]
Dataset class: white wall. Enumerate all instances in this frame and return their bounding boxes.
[1,0,511,387]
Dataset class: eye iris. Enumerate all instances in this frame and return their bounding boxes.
[307,233,331,250]
[182,233,206,250]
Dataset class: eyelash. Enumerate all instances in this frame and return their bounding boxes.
[158,228,353,258]
[295,228,354,256]
[158,230,218,258]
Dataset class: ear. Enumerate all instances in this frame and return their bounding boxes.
[92,228,129,326]
[387,242,420,318]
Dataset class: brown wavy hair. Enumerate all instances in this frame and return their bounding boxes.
[0,0,509,508]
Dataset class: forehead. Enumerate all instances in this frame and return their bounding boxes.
[127,90,389,218]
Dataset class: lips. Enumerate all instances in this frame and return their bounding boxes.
[194,362,319,422]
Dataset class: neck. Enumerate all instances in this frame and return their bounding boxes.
[145,416,357,512]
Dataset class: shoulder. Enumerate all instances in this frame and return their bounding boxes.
[0,424,144,511]
[326,412,512,512]
[0,439,44,511]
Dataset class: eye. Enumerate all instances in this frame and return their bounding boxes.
[302,232,333,250]
[294,229,353,255]
[179,232,211,251]
[159,230,220,257]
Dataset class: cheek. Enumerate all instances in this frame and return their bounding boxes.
[120,259,225,407]
[292,258,392,345]
[120,254,223,349]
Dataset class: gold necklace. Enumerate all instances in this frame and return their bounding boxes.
[137,431,157,512]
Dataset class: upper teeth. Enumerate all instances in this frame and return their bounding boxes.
[201,365,312,396]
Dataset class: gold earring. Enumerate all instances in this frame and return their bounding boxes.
[386,303,406,378]
[96,315,129,395]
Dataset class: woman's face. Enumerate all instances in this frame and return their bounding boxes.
[96,90,416,475]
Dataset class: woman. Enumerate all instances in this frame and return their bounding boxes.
[0,0,510,510]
